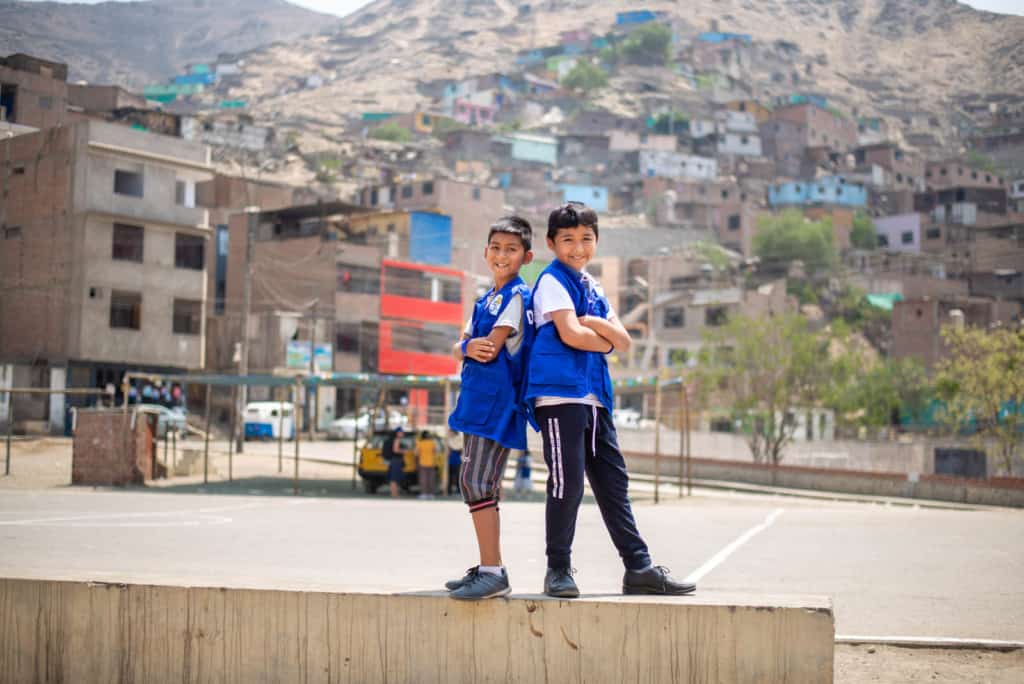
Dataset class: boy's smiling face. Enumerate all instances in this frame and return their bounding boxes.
[484,232,532,282]
[547,224,597,272]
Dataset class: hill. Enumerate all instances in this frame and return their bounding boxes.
[0,0,340,88]
[216,0,1024,149]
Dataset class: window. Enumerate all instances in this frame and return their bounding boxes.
[3,226,22,239]
[336,263,381,294]
[12,165,24,175]
[112,223,144,262]
[728,214,741,230]
[335,322,360,353]
[0,83,17,121]
[705,306,728,327]
[664,307,685,329]
[174,233,204,270]
[114,170,144,197]
[877,234,889,247]
[473,187,482,201]
[421,114,432,126]
[390,322,457,356]
[370,188,379,205]
[926,227,941,240]
[38,95,53,110]
[422,181,434,195]
[401,185,413,199]
[901,231,914,245]
[110,291,141,330]
[175,180,195,208]
[740,135,749,145]
[940,167,947,176]
[385,267,460,303]
[721,190,729,199]
[172,299,201,335]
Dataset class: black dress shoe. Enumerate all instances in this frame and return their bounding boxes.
[623,566,696,595]
[544,567,580,598]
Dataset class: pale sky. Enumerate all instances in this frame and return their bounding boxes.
[15,0,1024,17]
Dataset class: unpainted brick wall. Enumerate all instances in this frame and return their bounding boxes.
[72,409,156,485]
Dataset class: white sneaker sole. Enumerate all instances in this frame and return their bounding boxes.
[450,585,511,601]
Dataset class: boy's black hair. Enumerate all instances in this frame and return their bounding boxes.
[547,201,599,241]
[487,215,533,251]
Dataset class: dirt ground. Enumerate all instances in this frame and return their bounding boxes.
[836,644,1024,683]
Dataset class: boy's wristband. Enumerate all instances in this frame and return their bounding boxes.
[460,339,469,356]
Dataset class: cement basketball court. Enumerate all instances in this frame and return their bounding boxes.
[1,440,1023,681]
[0,479,1021,641]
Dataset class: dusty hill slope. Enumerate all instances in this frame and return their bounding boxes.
[0,0,339,87]
[229,0,1023,134]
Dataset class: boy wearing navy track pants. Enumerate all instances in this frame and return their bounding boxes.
[446,216,534,600]
[524,203,697,598]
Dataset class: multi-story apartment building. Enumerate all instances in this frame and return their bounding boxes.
[1,119,212,432]
[0,53,70,130]
[356,177,505,281]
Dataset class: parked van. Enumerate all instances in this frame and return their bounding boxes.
[243,402,295,440]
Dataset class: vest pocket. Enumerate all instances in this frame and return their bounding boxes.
[531,351,585,390]
[458,363,504,427]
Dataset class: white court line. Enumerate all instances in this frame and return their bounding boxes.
[685,508,784,584]
[0,500,311,526]
[836,635,1024,651]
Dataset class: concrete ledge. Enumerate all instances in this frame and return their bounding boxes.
[0,578,834,683]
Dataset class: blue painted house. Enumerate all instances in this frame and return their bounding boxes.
[560,184,609,212]
[616,10,658,25]
[409,212,453,265]
[697,32,753,44]
[495,133,558,166]
[768,177,867,209]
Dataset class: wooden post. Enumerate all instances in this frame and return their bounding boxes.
[164,429,170,479]
[277,387,285,474]
[171,429,176,473]
[442,379,451,494]
[677,378,685,498]
[653,375,662,504]
[685,384,692,497]
[293,383,300,496]
[4,397,12,476]
[351,387,360,490]
[228,385,236,482]
[203,384,211,484]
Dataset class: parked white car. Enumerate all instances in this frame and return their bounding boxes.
[327,409,408,440]
[138,404,188,438]
[613,408,641,430]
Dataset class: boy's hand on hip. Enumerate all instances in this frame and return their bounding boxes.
[466,338,496,362]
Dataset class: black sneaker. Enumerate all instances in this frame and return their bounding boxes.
[450,568,511,601]
[445,566,478,591]
[623,566,696,596]
[544,567,580,598]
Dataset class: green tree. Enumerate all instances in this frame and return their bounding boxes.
[561,60,609,91]
[369,122,412,143]
[825,350,930,432]
[936,325,1024,474]
[696,314,828,465]
[620,23,672,66]
[754,209,837,277]
[850,210,876,250]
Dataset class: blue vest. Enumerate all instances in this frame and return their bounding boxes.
[448,277,532,449]
[523,260,614,430]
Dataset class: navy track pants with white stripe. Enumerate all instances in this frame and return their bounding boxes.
[536,404,652,572]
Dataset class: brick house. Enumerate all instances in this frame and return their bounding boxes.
[0,120,212,433]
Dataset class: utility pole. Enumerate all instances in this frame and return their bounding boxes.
[236,206,259,453]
